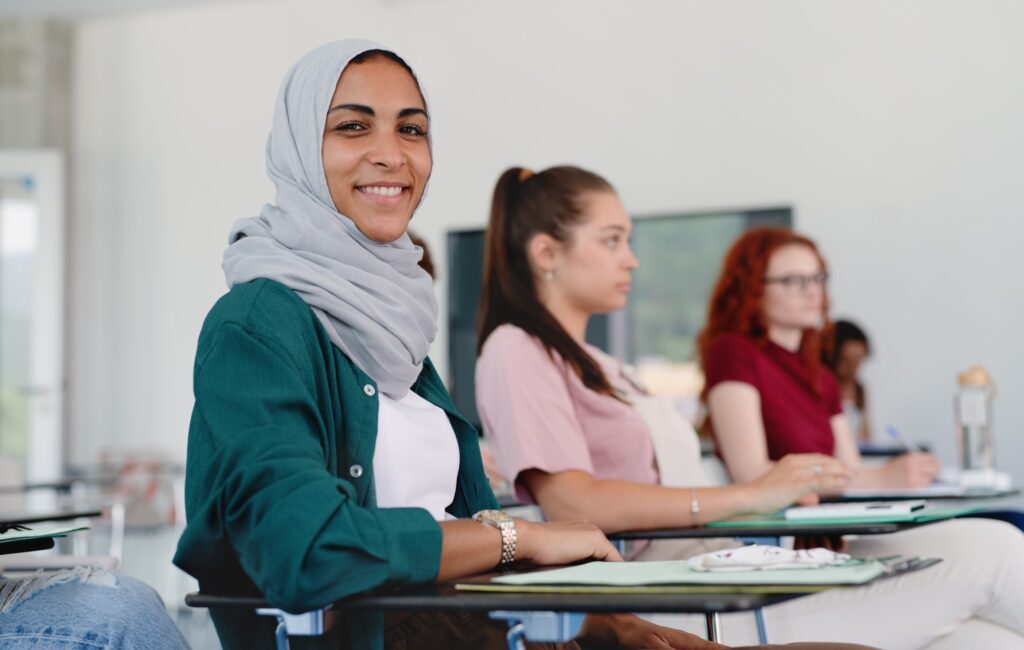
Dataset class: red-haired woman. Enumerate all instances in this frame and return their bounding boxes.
[698,228,935,488]
[699,227,1024,646]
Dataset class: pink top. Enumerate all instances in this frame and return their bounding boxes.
[476,324,659,504]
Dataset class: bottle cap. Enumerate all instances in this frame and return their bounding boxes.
[958,366,993,387]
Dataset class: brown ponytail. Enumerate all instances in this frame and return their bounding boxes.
[477,165,621,398]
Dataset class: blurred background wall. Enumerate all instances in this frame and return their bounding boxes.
[54,0,1024,481]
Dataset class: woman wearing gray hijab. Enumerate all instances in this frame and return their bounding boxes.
[172,39,879,650]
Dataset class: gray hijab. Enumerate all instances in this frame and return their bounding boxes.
[222,39,438,398]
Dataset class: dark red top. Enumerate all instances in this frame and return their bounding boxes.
[704,332,842,459]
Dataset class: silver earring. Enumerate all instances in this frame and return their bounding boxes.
[545,270,555,281]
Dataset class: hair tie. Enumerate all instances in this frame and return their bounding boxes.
[518,168,535,182]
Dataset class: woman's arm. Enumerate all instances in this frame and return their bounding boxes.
[436,518,621,581]
[521,454,849,534]
[522,469,753,533]
[707,381,774,482]
[831,413,863,471]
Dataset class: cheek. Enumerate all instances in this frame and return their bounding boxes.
[410,146,432,179]
[323,140,357,174]
[322,145,358,197]
[560,255,600,297]
[762,291,787,317]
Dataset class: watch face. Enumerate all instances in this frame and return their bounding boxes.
[475,509,511,523]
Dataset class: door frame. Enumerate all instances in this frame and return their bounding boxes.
[0,149,65,483]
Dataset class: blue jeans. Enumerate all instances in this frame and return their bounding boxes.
[0,570,189,649]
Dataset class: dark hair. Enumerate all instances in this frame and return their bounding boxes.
[821,319,870,369]
[477,165,620,398]
[348,49,424,103]
[349,49,416,76]
[408,230,435,280]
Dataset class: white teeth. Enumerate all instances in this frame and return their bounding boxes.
[360,186,403,197]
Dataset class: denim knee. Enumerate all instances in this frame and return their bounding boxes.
[0,569,189,649]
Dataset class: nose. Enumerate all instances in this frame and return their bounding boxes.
[625,245,639,270]
[367,131,405,170]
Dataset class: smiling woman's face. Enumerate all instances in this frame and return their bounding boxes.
[322,55,431,243]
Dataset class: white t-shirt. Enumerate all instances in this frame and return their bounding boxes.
[372,391,459,521]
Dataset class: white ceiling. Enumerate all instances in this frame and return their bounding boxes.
[0,0,262,20]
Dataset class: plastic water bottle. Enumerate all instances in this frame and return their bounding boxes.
[954,367,995,472]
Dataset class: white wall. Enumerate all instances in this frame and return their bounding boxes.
[69,0,1024,482]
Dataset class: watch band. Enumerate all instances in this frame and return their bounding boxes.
[473,509,517,570]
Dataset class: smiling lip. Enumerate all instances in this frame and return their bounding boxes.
[357,183,409,206]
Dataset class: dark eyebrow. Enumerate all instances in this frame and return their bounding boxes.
[327,104,428,120]
[399,107,429,119]
[328,103,373,115]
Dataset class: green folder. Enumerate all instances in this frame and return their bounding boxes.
[704,506,983,529]
[456,558,895,594]
[0,525,89,544]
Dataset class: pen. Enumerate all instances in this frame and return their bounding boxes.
[885,425,925,453]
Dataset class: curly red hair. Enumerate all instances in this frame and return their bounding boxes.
[697,227,831,401]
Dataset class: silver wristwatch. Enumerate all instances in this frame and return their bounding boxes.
[473,509,517,570]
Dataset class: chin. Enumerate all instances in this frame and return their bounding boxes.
[356,219,411,244]
[598,298,629,313]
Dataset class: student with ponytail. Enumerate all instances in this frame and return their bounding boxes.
[475,165,1024,648]
[478,166,844,539]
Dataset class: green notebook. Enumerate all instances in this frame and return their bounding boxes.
[704,506,982,528]
[456,558,895,595]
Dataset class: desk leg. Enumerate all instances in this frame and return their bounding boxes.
[491,611,585,650]
[505,621,526,650]
[272,619,290,650]
[705,612,722,642]
[754,607,768,643]
[254,607,331,650]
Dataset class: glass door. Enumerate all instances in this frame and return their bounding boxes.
[0,150,64,493]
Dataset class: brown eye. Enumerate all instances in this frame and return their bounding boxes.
[334,121,366,132]
[399,124,427,137]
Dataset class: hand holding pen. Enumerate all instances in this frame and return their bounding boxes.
[883,426,941,488]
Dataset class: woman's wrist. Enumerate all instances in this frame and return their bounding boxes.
[513,518,535,562]
[730,483,760,514]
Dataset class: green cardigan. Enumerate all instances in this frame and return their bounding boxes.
[173,279,499,650]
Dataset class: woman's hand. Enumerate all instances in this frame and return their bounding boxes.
[516,519,623,565]
[743,453,851,512]
[578,613,728,649]
[882,452,941,488]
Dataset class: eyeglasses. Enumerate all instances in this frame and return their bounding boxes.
[763,272,829,292]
